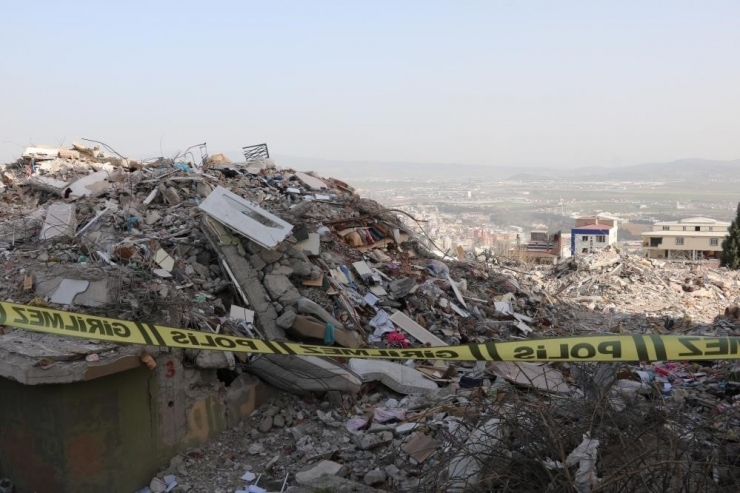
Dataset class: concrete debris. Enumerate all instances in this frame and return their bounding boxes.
[287,475,378,493]
[66,170,110,197]
[446,418,502,492]
[294,233,320,257]
[290,315,363,348]
[389,310,447,347]
[5,143,740,492]
[293,172,328,191]
[348,358,439,395]
[49,279,90,305]
[40,203,76,242]
[199,186,293,249]
[246,355,362,395]
[490,361,572,393]
[229,305,255,323]
[363,468,387,486]
[294,460,346,484]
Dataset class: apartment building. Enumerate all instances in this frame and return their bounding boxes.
[570,215,618,256]
[641,217,729,261]
[518,230,567,264]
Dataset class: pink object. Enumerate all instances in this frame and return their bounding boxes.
[387,331,410,348]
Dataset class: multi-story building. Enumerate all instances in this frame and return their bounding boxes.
[641,217,729,261]
[570,216,618,256]
[519,230,566,264]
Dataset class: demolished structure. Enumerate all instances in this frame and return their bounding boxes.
[1,143,740,492]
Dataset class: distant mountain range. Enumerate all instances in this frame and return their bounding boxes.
[506,158,740,183]
[210,151,740,184]
[269,155,740,184]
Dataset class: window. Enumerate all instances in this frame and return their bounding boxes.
[682,226,687,231]
[581,236,589,241]
[710,238,719,246]
[596,235,606,243]
[662,226,669,231]
[676,237,684,245]
[695,226,701,231]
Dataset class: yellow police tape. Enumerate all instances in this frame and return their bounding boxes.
[1,301,739,362]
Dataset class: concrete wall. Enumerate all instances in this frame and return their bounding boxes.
[643,234,724,254]
[0,356,270,493]
[652,224,728,233]
[575,217,616,228]
[0,366,159,492]
[571,227,615,256]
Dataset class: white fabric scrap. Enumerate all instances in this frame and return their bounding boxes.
[565,434,600,493]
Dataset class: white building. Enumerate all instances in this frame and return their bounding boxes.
[641,217,729,261]
[570,215,618,256]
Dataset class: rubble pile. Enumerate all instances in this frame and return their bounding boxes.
[149,358,740,492]
[2,143,740,491]
[538,248,740,334]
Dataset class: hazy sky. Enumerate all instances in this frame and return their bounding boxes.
[1,1,738,167]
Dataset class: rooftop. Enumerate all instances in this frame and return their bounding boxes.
[642,230,729,237]
[572,223,614,231]
[655,217,731,226]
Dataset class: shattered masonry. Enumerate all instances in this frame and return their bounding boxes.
[1,142,740,492]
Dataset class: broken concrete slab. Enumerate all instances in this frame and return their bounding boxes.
[49,279,90,305]
[276,310,297,329]
[294,233,320,257]
[489,361,572,393]
[155,249,175,272]
[353,261,374,280]
[388,277,415,298]
[264,274,302,305]
[247,355,362,395]
[37,276,109,307]
[145,211,161,225]
[293,172,328,191]
[0,331,141,385]
[160,185,181,205]
[446,418,502,492]
[39,203,76,242]
[0,208,46,243]
[357,430,393,450]
[388,311,446,347]
[28,176,70,195]
[66,170,110,197]
[363,468,387,486]
[199,186,293,249]
[369,285,388,297]
[195,350,230,369]
[294,460,347,484]
[348,359,439,395]
[201,218,284,340]
[22,146,60,160]
[229,305,255,323]
[285,475,380,493]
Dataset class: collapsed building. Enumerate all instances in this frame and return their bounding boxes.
[1,142,740,492]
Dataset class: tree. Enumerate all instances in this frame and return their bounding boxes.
[721,202,740,269]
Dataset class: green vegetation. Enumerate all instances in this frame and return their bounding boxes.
[721,203,740,269]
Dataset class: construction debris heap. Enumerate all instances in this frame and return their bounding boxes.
[2,142,740,492]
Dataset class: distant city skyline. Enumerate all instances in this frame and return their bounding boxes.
[1,1,738,167]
